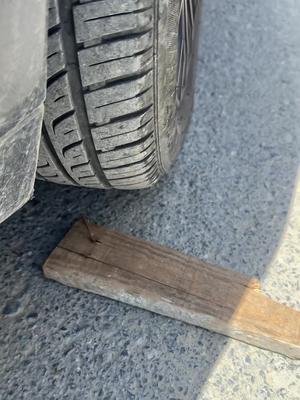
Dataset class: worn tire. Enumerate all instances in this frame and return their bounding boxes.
[37,0,201,189]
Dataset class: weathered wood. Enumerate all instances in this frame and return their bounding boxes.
[43,219,300,359]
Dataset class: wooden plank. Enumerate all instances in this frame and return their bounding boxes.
[43,219,300,359]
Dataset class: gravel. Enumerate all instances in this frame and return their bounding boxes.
[1,0,300,399]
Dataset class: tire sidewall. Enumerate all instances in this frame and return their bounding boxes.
[155,0,201,172]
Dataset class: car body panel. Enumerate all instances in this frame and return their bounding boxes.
[0,0,47,223]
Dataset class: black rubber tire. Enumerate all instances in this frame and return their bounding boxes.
[37,0,201,189]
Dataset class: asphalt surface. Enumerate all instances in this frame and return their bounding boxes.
[1,1,300,399]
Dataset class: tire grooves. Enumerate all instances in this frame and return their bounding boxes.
[76,0,158,185]
[101,138,154,163]
[82,1,159,186]
[100,117,153,140]
[47,51,59,60]
[39,0,163,189]
[84,7,153,23]
[103,148,156,171]
[41,123,78,184]
[52,110,75,130]
[58,0,110,187]
[48,23,61,36]
[88,46,153,67]
[83,67,153,93]
[80,28,152,51]
[94,87,152,110]
[95,69,152,91]
[109,130,154,152]
[47,69,66,88]
[82,25,153,49]
[70,160,90,171]
[109,105,153,125]
[62,139,83,156]
[54,94,66,103]
[109,163,157,181]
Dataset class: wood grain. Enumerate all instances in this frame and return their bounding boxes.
[43,219,300,359]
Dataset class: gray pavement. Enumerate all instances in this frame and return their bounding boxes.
[1,1,300,399]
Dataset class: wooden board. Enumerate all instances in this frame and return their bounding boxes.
[43,219,300,359]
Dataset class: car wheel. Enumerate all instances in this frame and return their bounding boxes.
[37,0,201,189]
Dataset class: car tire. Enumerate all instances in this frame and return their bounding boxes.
[37,0,201,189]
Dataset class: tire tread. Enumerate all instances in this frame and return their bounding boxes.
[38,0,160,189]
